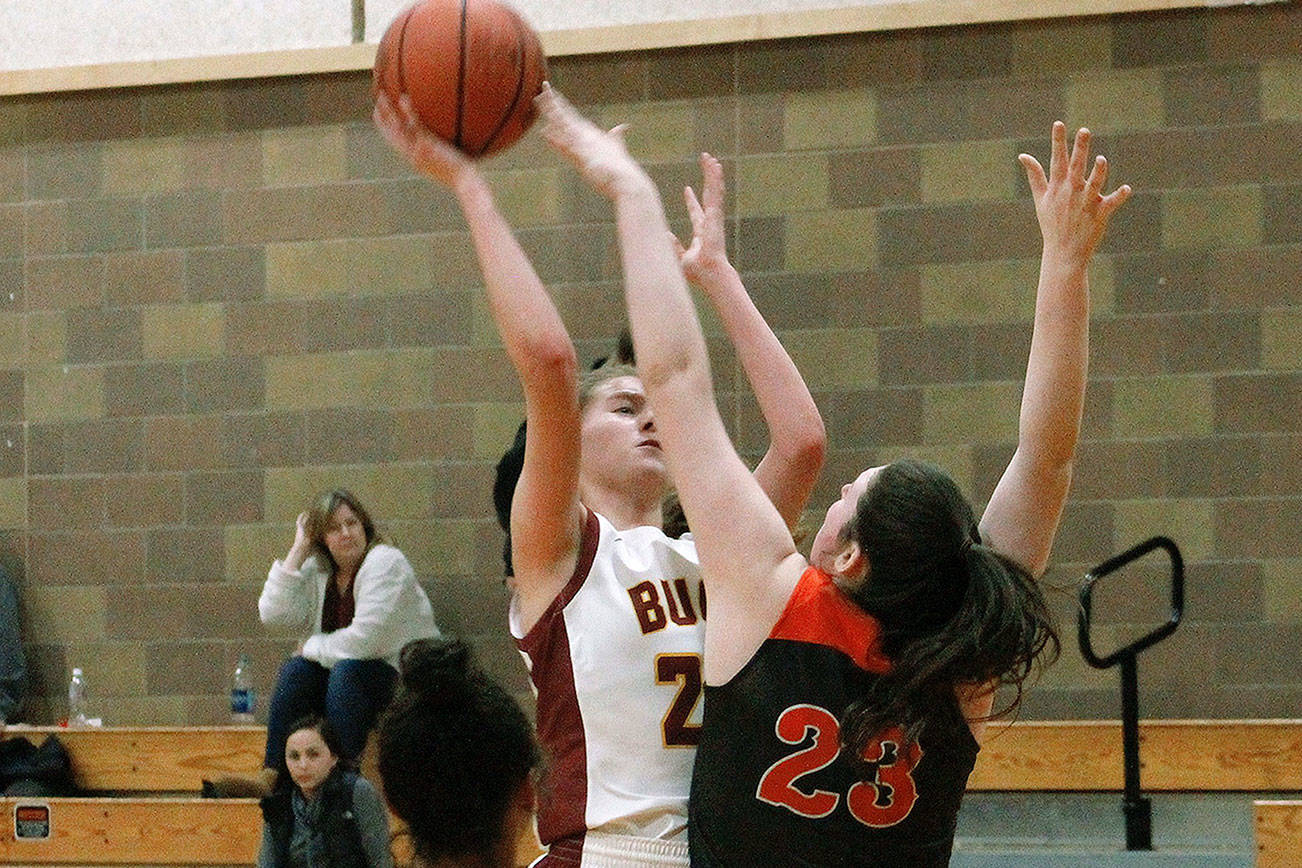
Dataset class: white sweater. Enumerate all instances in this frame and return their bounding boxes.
[259,543,439,669]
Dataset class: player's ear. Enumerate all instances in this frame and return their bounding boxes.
[834,540,867,585]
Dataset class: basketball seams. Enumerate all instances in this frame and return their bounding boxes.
[474,8,531,158]
[455,0,469,151]
[393,6,417,96]
[374,0,545,157]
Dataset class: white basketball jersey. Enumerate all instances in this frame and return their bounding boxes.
[510,509,706,855]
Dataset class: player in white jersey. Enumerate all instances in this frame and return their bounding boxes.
[375,94,824,865]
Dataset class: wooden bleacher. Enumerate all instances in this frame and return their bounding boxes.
[0,725,544,867]
[1,722,1299,866]
[971,719,1302,791]
[0,726,265,867]
[7,726,265,793]
[1255,799,1302,868]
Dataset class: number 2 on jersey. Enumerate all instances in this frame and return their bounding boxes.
[655,653,702,747]
[756,704,920,827]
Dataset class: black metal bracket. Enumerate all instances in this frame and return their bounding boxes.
[1078,535,1184,852]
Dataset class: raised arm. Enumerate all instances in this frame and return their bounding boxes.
[539,88,805,681]
[674,153,825,531]
[375,94,583,626]
[980,123,1131,576]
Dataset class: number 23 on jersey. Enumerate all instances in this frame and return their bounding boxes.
[756,704,921,828]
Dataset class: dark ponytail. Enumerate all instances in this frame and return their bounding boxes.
[377,638,540,865]
[841,460,1059,755]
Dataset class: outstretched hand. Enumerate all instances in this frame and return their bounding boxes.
[536,84,648,199]
[1019,122,1131,263]
[373,91,479,192]
[673,152,730,285]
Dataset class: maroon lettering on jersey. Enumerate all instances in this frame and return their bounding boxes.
[628,580,667,634]
[662,578,699,626]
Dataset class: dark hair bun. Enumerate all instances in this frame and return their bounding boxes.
[399,638,475,706]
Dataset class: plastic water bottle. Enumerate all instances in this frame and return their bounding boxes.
[230,654,256,723]
[68,667,88,726]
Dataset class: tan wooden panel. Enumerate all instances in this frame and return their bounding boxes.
[970,720,1302,791]
[1255,800,1302,868]
[0,0,1223,97]
[8,726,264,793]
[0,797,260,866]
[9,719,1301,801]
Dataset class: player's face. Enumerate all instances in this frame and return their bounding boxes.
[285,727,338,798]
[580,375,666,488]
[323,503,366,569]
[809,466,883,579]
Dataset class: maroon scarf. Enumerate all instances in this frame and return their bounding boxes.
[320,574,356,634]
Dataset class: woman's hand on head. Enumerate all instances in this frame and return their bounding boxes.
[286,511,313,567]
[536,84,651,199]
[673,152,732,286]
[1018,121,1131,263]
[373,91,481,193]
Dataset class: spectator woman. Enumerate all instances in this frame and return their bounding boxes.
[249,490,439,795]
[257,714,394,868]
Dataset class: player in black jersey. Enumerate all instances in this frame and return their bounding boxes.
[541,88,1130,866]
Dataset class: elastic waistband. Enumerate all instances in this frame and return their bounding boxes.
[536,832,689,867]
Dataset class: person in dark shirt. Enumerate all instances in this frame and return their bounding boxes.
[539,89,1130,865]
[0,563,25,733]
[377,638,540,868]
[257,714,393,868]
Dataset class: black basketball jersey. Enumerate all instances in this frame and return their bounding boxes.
[689,567,979,867]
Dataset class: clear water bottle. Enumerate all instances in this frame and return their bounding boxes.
[230,653,255,723]
[68,667,88,727]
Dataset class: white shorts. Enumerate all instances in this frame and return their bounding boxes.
[531,831,690,867]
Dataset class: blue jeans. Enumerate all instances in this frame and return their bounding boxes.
[263,656,397,771]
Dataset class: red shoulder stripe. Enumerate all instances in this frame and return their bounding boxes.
[770,567,892,674]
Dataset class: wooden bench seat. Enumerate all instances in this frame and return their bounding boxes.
[0,796,260,866]
[12,719,1301,795]
[2,722,1299,865]
[1254,800,1302,868]
[971,719,1302,791]
[3,725,265,793]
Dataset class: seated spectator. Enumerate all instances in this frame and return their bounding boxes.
[377,638,540,868]
[212,490,439,798]
[257,714,394,868]
[0,562,25,734]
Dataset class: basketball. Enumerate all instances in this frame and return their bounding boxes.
[374,0,548,158]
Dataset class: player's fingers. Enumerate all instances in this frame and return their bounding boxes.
[1018,153,1048,199]
[1067,127,1091,187]
[1048,121,1068,183]
[669,231,687,259]
[1098,183,1132,220]
[700,152,724,213]
[1085,154,1108,197]
[683,185,706,229]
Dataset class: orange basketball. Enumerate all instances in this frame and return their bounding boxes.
[374,0,548,158]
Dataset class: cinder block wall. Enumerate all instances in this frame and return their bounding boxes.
[0,4,1298,724]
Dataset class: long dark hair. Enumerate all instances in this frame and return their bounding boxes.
[277,714,349,795]
[285,713,345,760]
[840,460,1059,754]
[377,639,540,866]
